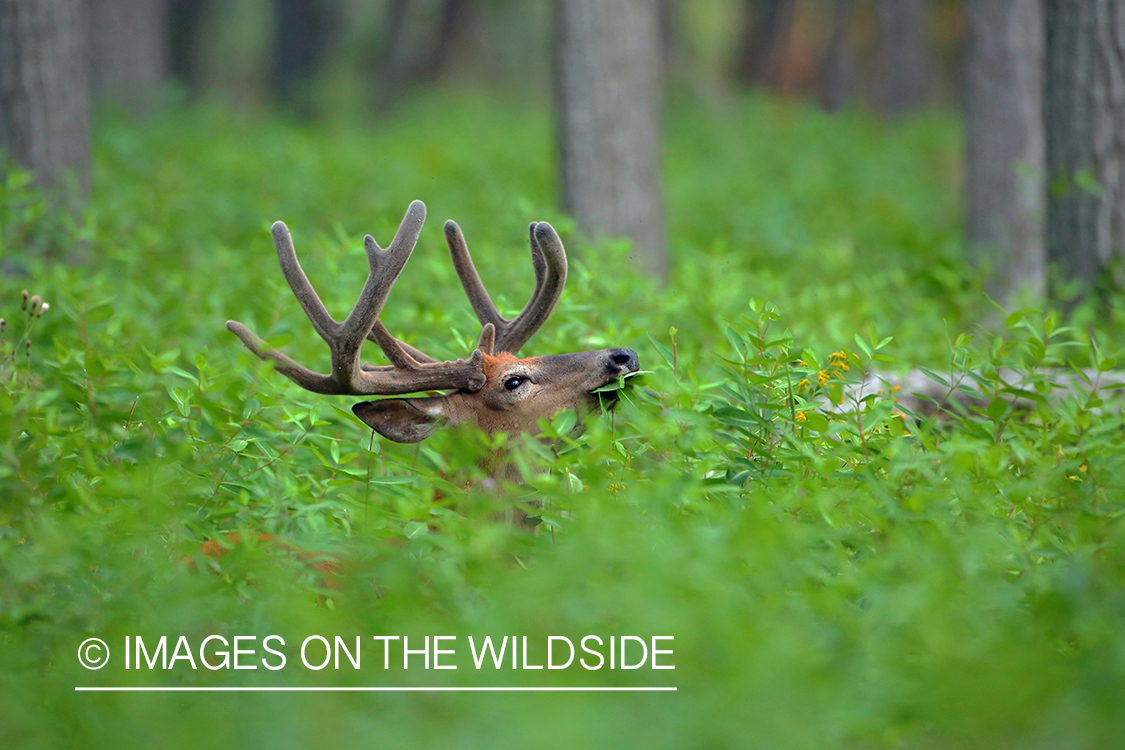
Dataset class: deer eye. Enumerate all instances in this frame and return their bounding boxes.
[504,376,527,391]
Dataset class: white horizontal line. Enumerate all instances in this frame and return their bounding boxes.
[75,686,676,692]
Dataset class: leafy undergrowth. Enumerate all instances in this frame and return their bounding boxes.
[2,90,1124,749]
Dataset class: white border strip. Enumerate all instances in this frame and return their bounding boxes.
[76,686,676,692]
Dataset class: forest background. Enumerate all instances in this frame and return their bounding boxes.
[2,2,1125,748]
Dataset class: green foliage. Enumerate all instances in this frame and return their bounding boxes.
[2,90,1124,749]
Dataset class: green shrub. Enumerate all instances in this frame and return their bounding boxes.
[1,90,1123,749]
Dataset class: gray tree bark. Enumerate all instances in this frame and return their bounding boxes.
[168,0,210,95]
[731,0,796,89]
[87,0,167,113]
[658,0,684,82]
[417,0,475,82]
[272,0,330,115]
[373,0,410,106]
[964,0,1045,299]
[553,0,667,277]
[0,0,90,203]
[1044,0,1125,294]
[820,0,857,113]
[875,0,929,115]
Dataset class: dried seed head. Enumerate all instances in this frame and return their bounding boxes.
[0,318,5,334]
[26,340,31,357]
[21,290,29,310]
[29,295,41,316]
[39,302,49,317]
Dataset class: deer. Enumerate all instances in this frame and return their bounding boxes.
[201,200,639,571]
[225,199,639,443]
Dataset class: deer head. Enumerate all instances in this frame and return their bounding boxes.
[226,201,639,444]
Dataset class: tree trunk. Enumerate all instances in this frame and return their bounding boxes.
[372,0,410,106]
[416,0,473,82]
[167,0,209,95]
[87,0,167,114]
[964,0,1045,299]
[658,0,684,82]
[731,0,796,89]
[820,0,856,113]
[0,0,90,204]
[1044,0,1125,295]
[875,0,929,115]
[272,0,328,115]
[553,0,667,277]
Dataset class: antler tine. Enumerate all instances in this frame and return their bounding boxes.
[226,319,337,392]
[342,200,425,345]
[444,220,568,355]
[365,325,439,365]
[445,220,506,331]
[227,201,487,396]
[272,220,336,339]
[477,322,496,356]
[501,222,567,352]
[527,221,547,291]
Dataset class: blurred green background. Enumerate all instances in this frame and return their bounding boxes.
[2,2,1125,749]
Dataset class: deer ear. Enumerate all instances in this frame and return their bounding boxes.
[352,397,450,444]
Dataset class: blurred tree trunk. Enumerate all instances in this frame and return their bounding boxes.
[87,0,167,114]
[0,0,90,205]
[168,0,209,95]
[375,0,477,105]
[553,0,666,277]
[272,0,328,115]
[875,0,929,115]
[416,0,473,82]
[1045,0,1125,296]
[964,0,1045,299]
[374,0,410,105]
[658,0,684,82]
[820,0,856,112]
[731,0,795,88]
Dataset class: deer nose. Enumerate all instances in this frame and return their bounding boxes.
[607,348,639,375]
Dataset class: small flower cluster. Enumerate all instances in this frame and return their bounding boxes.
[816,351,852,387]
[2,289,50,368]
[795,350,853,395]
[20,289,50,317]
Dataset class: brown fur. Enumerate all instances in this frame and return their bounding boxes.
[353,348,638,444]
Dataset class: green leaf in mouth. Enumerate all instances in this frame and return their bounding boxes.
[589,370,652,394]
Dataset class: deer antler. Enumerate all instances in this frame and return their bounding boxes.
[444,220,567,355]
[226,201,487,395]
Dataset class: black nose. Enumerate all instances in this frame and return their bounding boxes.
[606,348,640,375]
